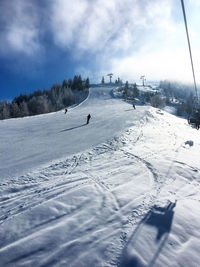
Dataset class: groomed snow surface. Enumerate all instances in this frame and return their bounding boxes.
[1,86,200,267]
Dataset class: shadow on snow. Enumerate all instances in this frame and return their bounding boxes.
[120,200,177,267]
[59,124,86,133]
[125,109,135,112]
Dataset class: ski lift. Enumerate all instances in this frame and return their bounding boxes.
[140,75,146,87]
[181,0,200,126]
[107,73,113,83]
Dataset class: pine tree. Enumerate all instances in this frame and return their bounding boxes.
[77,75,83,90]
[72,75,78,90]
[62,79,68,88]
[85,77,90,89]
[123,81,129,99]
[67,79,73,88]
[133,83,139,98]
[101,76,105,84]
[125,81,129,90]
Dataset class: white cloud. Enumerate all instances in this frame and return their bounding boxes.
[1,0,200,84]
[50,0,173,53]
[50,0,88,48]
[108,44,200,84]
[0,0,42,56]
[49,0,180,62]
[71,0,200,83]
[189,0,200,7]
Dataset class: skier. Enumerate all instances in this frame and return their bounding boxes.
[65,108,68,114]
[87,114,91,124]
[133,103,136,109]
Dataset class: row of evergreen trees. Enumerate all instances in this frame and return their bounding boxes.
[0,75,90,120]
[159,80,195,115]
[101,76,123,85]
[122,82,139,99]
[121,79,196,115]
[120,79,194,113]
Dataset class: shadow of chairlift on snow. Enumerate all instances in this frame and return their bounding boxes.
[145,200,176,241]
[120,200,177,267]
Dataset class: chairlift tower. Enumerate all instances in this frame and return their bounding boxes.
[107,73,113,83]
[140,75,146,86]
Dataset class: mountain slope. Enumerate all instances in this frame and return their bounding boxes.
[0,86,146,180]
[0,86,200,266]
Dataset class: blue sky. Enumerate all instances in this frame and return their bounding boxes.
[0,0,200,100]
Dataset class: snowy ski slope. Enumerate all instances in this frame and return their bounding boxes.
[1,86,200,266]
[0,86,143,180]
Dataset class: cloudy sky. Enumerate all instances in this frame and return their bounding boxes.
[0,0,200,99]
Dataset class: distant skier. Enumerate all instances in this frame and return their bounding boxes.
[133,103,136,109]
[65,108,68,114]
[87,114,91,124]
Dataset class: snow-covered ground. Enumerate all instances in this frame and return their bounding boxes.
[1,86,200,266]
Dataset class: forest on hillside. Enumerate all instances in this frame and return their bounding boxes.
[159,80,195,115]
[120,80,196,116]
[0,76,89,120]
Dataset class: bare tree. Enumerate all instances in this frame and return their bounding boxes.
[150,94,165,108]
[11,102,21,117]
[20,101,29,117]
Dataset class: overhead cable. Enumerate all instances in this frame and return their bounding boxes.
[180,0,198,100]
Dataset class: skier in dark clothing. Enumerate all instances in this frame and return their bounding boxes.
[87,114,91,124]
[64,108,68,114]
[133,103,136,109]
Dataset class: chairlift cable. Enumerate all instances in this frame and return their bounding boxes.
[180,0,198,101]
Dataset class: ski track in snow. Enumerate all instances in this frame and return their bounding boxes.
[1,86,200,266]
